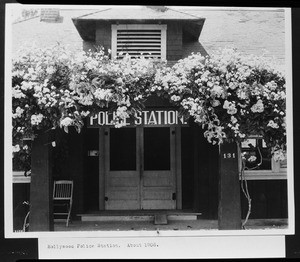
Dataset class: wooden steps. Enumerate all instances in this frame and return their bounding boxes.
[77,210,202,224]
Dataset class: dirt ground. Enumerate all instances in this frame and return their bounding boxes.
[54,218,288,232]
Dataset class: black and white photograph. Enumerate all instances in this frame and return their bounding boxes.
[3,3,295,259]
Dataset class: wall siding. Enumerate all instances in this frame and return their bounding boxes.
[13,183,30,231]
[182,41,208,58]
[241,180,288,219]
[166,22,182,61]
[181,125,219,219]
[95,21,111,51]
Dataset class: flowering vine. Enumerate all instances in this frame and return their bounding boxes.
[12,45,286,170]
[152,49,286,160]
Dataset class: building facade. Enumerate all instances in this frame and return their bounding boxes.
[11,6,288,231]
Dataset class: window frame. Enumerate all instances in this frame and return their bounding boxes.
[13,171,31,183]
[111,24,167,60]
[240,137,287,180]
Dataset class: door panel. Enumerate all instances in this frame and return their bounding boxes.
[108,171,139,187]
[143,189,171,199]
[104,127,176,210]
[143,171,174,187]
[142,184,175,209]
[105,128,140,210]
[141,128,176,209]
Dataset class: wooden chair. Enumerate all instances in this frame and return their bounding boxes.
[53,180,73,226]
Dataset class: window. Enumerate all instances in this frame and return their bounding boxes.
[144,127,170,171]
[241,137,287,180]
[241,138,271,171]
[110,128,136,171]
[111,24,167,59]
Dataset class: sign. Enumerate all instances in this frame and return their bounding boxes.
[222,153,236,159]
[88,110,188,127]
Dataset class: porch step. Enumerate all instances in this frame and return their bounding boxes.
[77,210,202,223]
[80,215,154,222]
[154,214,168,225]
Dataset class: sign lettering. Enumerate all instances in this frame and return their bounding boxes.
[88,110,188,127]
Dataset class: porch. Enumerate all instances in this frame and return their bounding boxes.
[24,97,287,232]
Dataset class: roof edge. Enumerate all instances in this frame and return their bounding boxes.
[167,7,205,20]
[72,8,112,20]
[72,6,205,21]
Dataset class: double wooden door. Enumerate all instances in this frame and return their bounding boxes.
[99,127,179,210]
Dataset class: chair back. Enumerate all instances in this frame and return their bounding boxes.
[53,180,73,200]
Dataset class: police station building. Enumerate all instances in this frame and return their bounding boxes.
[12,6,288,231]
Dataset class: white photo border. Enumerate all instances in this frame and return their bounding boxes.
[4,4,295,241]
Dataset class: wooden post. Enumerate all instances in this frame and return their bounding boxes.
[193,126,200,211]
[98,127,105,210]
[218,141,241,230]
[29,131,54,231]
[175,127,182,209]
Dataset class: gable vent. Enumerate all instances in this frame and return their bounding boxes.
[112,24,167,60]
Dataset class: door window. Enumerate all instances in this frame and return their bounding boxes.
[144,127,170,170]
[110,128,136,171]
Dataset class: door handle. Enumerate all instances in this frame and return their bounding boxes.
[105,196,108,201]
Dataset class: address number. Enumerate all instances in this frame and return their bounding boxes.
[223,153,236,159]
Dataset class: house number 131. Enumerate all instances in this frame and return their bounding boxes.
[223,153,236,159]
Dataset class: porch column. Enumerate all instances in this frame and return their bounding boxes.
[29,131,54,231]
[218,141,241,229]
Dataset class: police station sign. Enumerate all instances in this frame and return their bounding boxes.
[88,109,188,127]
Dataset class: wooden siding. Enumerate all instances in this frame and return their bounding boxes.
[166,22,182,61]
[13,183,30,231]
[241,180,288,219]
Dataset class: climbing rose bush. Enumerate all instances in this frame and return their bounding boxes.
[152,49,286,160]
[12,45,286,170]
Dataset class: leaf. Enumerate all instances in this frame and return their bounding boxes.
[63,126,68,133]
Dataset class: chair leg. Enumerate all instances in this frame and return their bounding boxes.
[66,202,72,227]
[66,210,70,227]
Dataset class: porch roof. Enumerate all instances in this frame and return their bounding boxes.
[72,6,205,42]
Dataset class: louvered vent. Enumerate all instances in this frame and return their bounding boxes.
[112,25,167,60]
